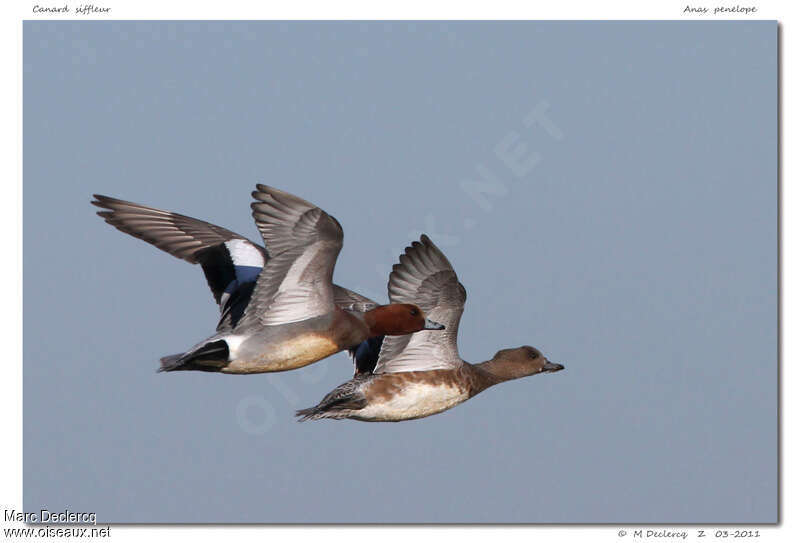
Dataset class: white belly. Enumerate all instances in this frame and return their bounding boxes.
[223,333,339,373]
[356,383,469,422]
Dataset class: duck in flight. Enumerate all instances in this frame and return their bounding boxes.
[297,235,563,422]
[91,185,444,374]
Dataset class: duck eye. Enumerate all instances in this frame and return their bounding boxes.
[410,308,419,316]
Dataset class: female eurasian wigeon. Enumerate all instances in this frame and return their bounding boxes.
[296,235,564,422]
[91,185,444,374]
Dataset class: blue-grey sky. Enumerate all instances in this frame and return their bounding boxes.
[23,21,777,523]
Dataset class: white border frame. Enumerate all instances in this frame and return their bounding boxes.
[2,2,791,541]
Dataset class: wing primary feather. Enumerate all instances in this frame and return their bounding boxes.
[373,235,466,374]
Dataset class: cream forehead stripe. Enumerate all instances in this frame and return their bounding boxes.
[225,240,264,267]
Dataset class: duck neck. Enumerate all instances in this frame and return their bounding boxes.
[473,358,522,384]
[455,361,502,398]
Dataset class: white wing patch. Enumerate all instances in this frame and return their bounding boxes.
[225,239,265,267]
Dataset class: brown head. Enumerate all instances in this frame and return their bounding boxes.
[364,304,445,336]
[477,346,564,382]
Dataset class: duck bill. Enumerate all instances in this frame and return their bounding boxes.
[423,318,445,330]
[542,361,564,373]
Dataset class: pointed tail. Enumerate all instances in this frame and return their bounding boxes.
[158,353,185,372]
[157,340,230,373]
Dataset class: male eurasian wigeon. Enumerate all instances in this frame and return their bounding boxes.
[91,185,444,374]
[296,235,563,422]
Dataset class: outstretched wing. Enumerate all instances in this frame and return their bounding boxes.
[239,185,344,327]
[372,235,466,374]
[91,195,266,306]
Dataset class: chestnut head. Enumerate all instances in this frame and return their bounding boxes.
[364,304,445,336]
